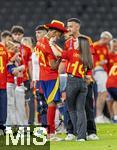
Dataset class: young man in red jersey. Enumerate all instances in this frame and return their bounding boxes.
[51,18,98,141]
[0,31,8,135]
[34,25,48,125]
[38,20,67,141]
[3,30,26,126]
[11,25,33,125]
[2,30,18,126]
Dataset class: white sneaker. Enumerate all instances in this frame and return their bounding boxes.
[95,115,105,123]
[77,139,85,142]
[65,134,75,141]
[103,116,111,123]
[95,115,110,124]
[87,134,99,140]
[49,134,64,142]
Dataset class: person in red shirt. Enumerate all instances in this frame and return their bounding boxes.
[6,40,26,126]
[93,31,113,123]
[106,39,117,123]
[63,37,93,141]
[11,25,32,93]
[51,18,99,141]
[52,18,93,141]
[34,25,48,126]
[38,20,67,141]
[11,26,32,125]
[0,31,8,134]
[1,30,26,126]
[3,31,18,126]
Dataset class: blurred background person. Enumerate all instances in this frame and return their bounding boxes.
[93,31,112,123]
[106,39,117,123]
[21,36,35,125]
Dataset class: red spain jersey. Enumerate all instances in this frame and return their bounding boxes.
[0,43,8,89]
[62,49,86,78]
[7,50,15,83]
[37,37,58,80]
[106,52,117,88]
[93,41,109,72]
[64,37,76,50]
[108,52,117,70]
[20,44,32,81]
[64,37,78,74]
[63,37,92,78]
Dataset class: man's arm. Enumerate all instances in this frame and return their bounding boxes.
[49,58,61,70]
[28,60,33,80]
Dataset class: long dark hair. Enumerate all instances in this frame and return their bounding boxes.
[78,36,93,69]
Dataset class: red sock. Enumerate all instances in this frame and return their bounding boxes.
[47,105,56,134]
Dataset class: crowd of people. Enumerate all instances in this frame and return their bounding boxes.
[0,18,117,142]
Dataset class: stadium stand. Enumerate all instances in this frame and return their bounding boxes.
[0,0,117,40]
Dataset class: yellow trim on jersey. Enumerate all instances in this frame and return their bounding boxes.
[47,77,60,104]
[109,64,117,76]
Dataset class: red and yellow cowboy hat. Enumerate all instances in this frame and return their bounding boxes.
[46,20,68,33]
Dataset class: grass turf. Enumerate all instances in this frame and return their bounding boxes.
[0,124,117,150]
[51,124,117,150]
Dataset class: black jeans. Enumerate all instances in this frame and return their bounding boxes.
[85,83,97,135]
[66,75,88,139]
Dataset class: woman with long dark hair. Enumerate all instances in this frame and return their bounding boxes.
[63,36,93,141]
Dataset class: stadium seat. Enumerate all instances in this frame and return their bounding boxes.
[0,0,116,40]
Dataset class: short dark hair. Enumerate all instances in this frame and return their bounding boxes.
[67,18,81,24]
[1,30,12,39]
[35,25,48,31]
[11,25,24,34]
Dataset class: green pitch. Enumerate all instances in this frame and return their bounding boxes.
[0,124,117,150]
[51,124,117,150]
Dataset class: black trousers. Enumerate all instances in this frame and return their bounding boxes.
[66,76,87,139]
[85,83,97,135]
[65,83,97,136]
